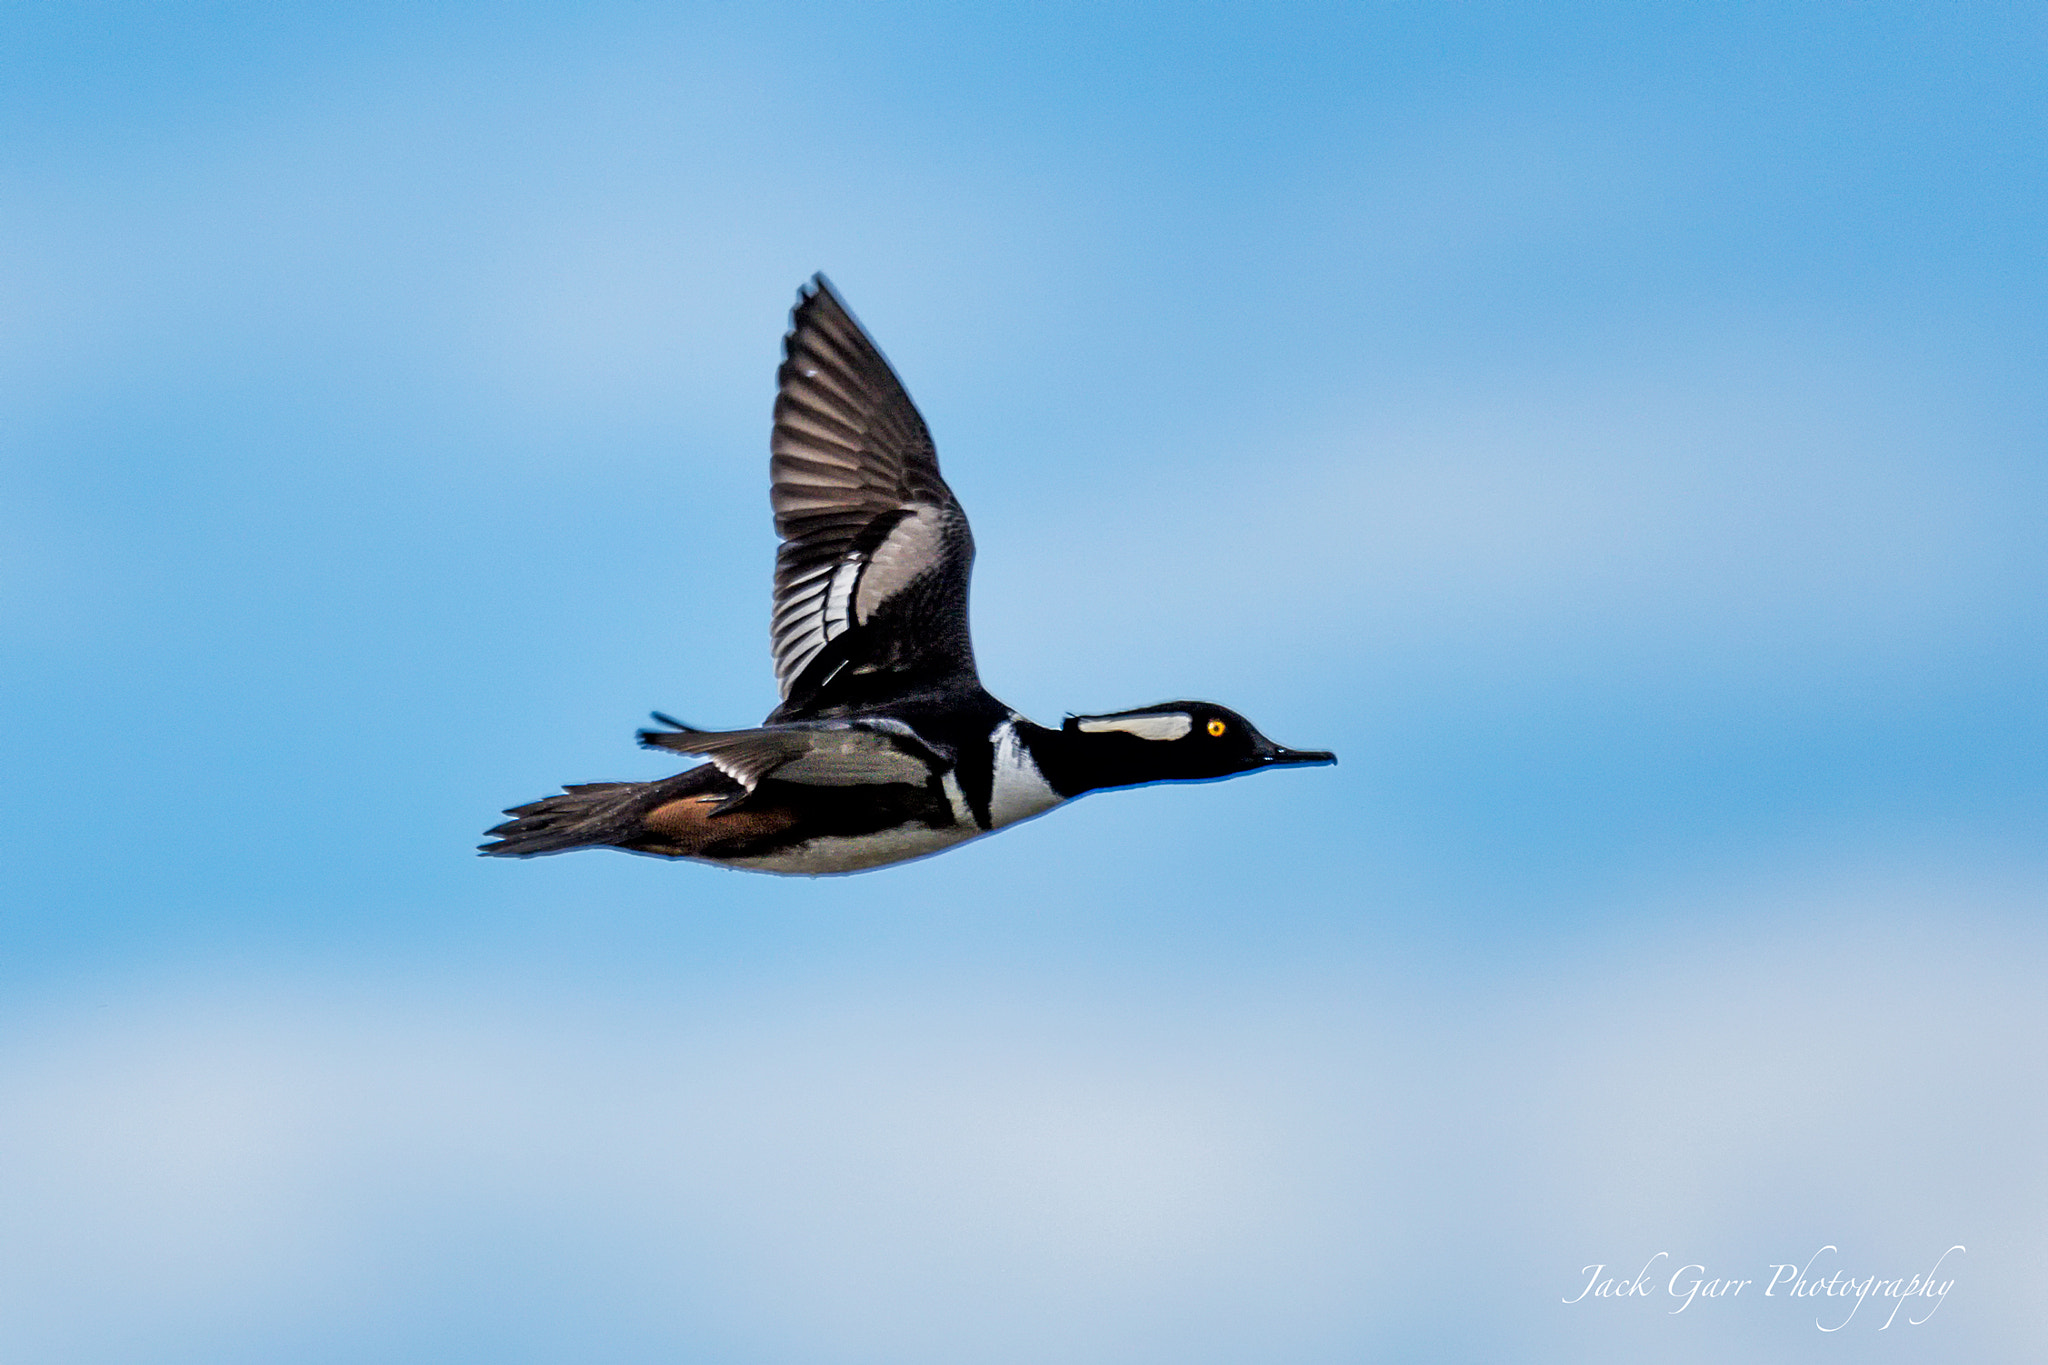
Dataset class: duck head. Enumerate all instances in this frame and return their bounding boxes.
[1050,701,1336,794]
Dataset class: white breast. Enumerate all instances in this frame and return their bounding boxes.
[988,718,1064,828]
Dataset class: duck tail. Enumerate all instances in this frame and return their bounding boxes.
[479,781,650,857]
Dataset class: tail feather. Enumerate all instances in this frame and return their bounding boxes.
[480,781,653,857]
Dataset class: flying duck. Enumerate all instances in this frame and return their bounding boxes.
[481,276,1334,874]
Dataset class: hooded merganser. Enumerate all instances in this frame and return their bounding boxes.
[482,276,1334,874]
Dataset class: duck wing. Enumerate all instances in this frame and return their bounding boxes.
[638,714,951,804]
[767,276,978,720]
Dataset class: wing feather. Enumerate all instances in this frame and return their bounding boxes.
[638,718,951,792]
[767,276,978,717]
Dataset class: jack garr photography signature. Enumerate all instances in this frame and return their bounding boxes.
[1564,1245,1963,1330]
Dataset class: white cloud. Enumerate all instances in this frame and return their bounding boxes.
[1,853,2041,1363]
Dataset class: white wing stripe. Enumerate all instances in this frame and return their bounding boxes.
[855,507,943,622]
[824,559,861,636]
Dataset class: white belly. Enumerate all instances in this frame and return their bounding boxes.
[719,821,982,875]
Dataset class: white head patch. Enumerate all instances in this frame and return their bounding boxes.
[1076,712,1193,742]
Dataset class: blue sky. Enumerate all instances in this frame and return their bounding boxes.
[3,3,2045,1361]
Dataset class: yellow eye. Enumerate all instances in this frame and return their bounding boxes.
[1206,719,1227,737]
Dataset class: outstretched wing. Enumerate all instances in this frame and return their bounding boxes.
[769,276,978,719]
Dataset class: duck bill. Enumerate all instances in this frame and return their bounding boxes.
[1254,738,1337,767]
